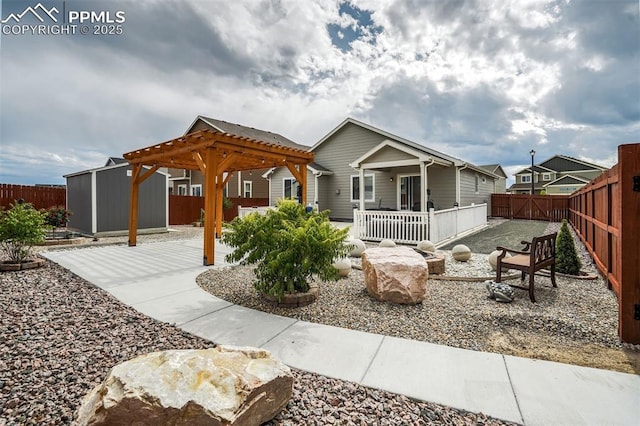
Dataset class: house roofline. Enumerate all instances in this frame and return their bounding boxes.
[64,162,168,179]
[543,174,591,187]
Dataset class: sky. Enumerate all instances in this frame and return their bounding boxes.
[1,0,638,186]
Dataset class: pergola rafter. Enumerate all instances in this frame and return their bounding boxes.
[124,129,313,265]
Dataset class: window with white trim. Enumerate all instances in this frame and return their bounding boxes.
[243,181,252,198]
[283,178,298,199]
[521,175,531,183]
[190,184,202,197]
[351,174,375,202]
[177,184,187,196]
[542,173,551,181]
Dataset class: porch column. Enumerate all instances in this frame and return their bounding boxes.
[420,163,427,212]
[203,148,218,266]
[359,167,365,211]
[455,167,461,205]
[128,164,142,246]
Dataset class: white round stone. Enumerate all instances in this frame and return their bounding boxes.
[416,240,436,253]
[348,239,366,257]
[379,239,396,248]
[333,258,351,277]
[451,244,472,262]
[488,250,511,272]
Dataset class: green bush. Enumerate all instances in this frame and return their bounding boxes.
[221,199,351,301]
[44,206,72,228]
[555,219,582,275]
[0,202,47,263]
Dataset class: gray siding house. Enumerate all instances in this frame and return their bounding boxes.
[65,161,168,236]
[265,118,507,220]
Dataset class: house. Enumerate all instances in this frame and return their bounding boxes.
[265,118,507,220]
[168,116,307,200]
[65,160,168,236]
[509,155,607,194]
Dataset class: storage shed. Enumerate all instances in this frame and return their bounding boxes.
[64,162,168,236]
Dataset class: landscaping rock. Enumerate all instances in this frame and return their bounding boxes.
[347,239,366,257]
[76,346,293,426]
[488,250,511,272]
[417,240,436,253]
[333,258,351,277]
[451,244,472,262]
[362,246,428,304]
[379,239,396,248]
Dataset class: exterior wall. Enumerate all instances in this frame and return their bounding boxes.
[366,145,415,163]
[494,177,507,193]
[269,168,316,207]
[425,165,456,210]
[567,170,604,181]
[66,173,93,234]
[459,168,494,211]
[95,166,167,233]
[312,123,388,219]
[546,184,586,195]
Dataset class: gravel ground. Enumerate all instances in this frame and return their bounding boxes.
[1,254,514,424]
[198,222,640,373]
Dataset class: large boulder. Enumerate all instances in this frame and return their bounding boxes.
[76,346,293,426]
[416,240,436,253]
[451,244,472,262]
[348,239,366,257]
[362,246,428,304]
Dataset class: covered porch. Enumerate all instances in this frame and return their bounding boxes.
[123,129,314,265]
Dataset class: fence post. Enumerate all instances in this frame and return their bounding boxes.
[618,143,640,343]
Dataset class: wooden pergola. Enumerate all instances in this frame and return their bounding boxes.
[123,129,314,265]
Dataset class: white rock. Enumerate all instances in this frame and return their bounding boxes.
[76,346,293,426]
[348,239,366,257]
[451,244,472,262]
[362,246,428,304]
[416,240,436,253]
[379,239,396,248]
[333,257,352,277]
[488,250,512,272]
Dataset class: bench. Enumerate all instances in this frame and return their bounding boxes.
[496,233,557,302]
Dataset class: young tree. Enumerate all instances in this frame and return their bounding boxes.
[0,203,47,263]
[555,219,582,275]
[222,199,351,301]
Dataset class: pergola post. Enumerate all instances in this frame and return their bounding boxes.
[216,173,224,237]
[203,148,218,266]
[128,164,142,246]
[300,163,308,205]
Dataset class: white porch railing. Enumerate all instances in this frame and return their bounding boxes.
[237,206,273,219]
[353,203,487,245]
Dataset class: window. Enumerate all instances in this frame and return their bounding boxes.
[542,173,551,181]
[283,178,298,199]
[177,184,187,196]
[243,181,252,198]
[190,184,202,197]
[474,176,479,193]
[351,174,375,202]
[521,175,531,183]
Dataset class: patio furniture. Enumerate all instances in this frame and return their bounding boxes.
[495,233,557,302]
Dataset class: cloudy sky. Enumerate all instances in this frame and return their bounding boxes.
[1,0,638,186]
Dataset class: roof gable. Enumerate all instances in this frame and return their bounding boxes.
[544,174,591,187]
[539,155,607,172]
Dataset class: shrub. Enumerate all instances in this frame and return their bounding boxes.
[0,202,47,263]
[221,199,351,301]
[555,219,582,275]
[44,206,72,228]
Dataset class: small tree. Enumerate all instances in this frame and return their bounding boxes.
[0,202,47,263]
[222,199,351,301]
[555,219,582,275]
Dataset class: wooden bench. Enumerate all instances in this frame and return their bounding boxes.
[496,233,557,302]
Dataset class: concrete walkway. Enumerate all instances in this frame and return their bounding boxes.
[42,240,639,425]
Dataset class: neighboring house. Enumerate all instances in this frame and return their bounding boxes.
[265,118,507,221]
[509,155,607,194]
[168,116,308,201]
[104,157,128,167]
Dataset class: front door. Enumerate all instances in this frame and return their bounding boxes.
[398,175,421,211]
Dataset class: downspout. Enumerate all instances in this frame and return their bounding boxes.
[421,158,435,212]
[456,163,469,206]
[314,171,322,210]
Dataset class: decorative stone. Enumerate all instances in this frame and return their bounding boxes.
[362,246,428,304]
[416,240,436,253]
[425,254,446,275]
[486,280,515,303]
[348,239,366,258]
[76,346,293,426]
[379,239,396,248]
[451,244,472,262]
[333,258,351,277]
[488,250,512,272]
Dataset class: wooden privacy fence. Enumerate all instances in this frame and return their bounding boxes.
[491,193,569,221]
[569,143,640,344]
[0,184,66,210]
[169,195,269,225]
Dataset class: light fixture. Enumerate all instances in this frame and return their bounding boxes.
[389,177,394,182]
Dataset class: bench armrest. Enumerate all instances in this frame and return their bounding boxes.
[496,246,530,256]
